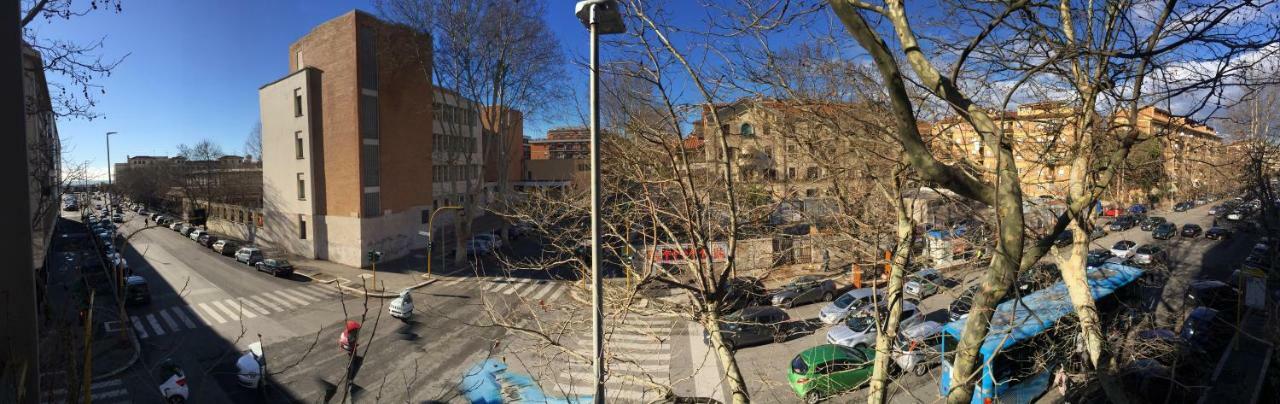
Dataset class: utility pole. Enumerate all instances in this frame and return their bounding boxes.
[105,131,117,217]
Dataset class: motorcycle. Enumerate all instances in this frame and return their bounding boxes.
[339,320,361,353]
[158,359,189,403]
[236,342,266,389]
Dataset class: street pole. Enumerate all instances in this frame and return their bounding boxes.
[81,290,95,404]
[426,206,462,277]
[588,5,605,399]
[105,131,117,217]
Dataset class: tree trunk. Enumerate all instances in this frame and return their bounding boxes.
[867,180,914,404]
[701,311,750,404]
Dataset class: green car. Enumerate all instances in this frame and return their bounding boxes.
[788,344,876,403]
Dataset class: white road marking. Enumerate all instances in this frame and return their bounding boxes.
[262,291,300,308]
[290,286,327,299]
[91,379,122,389]
[198,302,228,324]
[130,316,148,339]
[277,289,317,303]
[173,307,198,329]
[546,287,566,301]
[211,299,253,320]
[530,283,556,300]
[248,295,283,312]
[158,309,180,331]
[146,314,166,336]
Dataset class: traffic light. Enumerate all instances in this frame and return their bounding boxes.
[367,251,383,263]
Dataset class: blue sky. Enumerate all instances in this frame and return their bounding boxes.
[32,0,605,180]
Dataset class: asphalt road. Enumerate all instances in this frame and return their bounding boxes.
[102,209,580,403]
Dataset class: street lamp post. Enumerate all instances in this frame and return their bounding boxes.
[425,205,463,277]
[105,131,117,216]
[575,1,625,399]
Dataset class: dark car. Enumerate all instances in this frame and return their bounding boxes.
[1129,204,1148,215]
[769,275,837,308]
[1180,307,1231,352]
[712,306,791,349]
[1186,280,1239,314]
[1087,249,1114,269]
[1140,216,1167,231]
[1109,216,1138,232]
[720,277,768,314]
[1152,223,1176,240]
[256,259,295,277]
[1205,226,1231,240]
[197,234,217,248]
[1180,224,1202,238]
[125,275,151,305]
[1173,202,1192,212]
[1053,231,1073,247]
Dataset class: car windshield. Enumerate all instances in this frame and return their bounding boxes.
[833,293,857,309]
[1136,246,1156,254]
[270,260,290,266]
[791,355,809,374]
[845,312,878,332]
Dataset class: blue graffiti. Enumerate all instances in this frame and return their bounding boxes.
[459,359,594,404]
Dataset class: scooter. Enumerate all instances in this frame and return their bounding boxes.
[158,359,189,403]
[236,341,266,389]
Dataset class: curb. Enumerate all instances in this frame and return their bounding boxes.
[92,312,141,381]
[296,270,438,298]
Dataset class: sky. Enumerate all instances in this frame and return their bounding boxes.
[31,0,612,181]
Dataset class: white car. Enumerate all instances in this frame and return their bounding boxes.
[826,301,923,349]
[892,321,945,376]
[389,289,414,319]
[189,229,207,241]
[1228,211,1244,221]
[235,342,265,388]
[1110,240,1137,259]
[472,233,503,249]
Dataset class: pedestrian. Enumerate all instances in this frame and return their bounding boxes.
[820,249,831,272]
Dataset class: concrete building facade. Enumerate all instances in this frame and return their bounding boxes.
[260,10,435,268]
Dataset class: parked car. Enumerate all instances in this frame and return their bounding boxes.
[1205,226,1231,240]
[189,229,208,241]
[1131,245,1167,266]
[1129,204,1148,214]
[464,239,493,256]
[111,213,124,223]
[1227,210,1244,221]
[1180,224,1202,238]
[255,258,294,277]
[1053,231,1073,247]
[722,277,769,314]
[125,275,151,305]
[1087,249,1115,270]
[198,234,217,248]
[170,222,182,231]
[788,344,876,403]
[826,301,923,349]
[769,275,837,308]
[1109,216,1138,232]
[213,240,239,256]
[713,306,791,349]
[180,225,197,237]
[1180,307,1231,352]
[1173,202,1192,212]
[389,289,414,319]
[1185,280,1239,314]
[1208,206,1222,215]
[892,321,946,376]
[1140,216,1167,231]
[235,247,264,266]
[819,288,885,325]
[1103,207,1125,217]
[1111,240,1138,259]
[1151,223,1176,240]
[472,233,503,250]
[904,268,945,299]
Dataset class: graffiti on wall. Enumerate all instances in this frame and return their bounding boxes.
[459,359,592,404]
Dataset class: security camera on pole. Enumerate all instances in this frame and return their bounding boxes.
[574,0,624,399]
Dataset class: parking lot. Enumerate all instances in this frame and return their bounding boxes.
[721,197,1262,403]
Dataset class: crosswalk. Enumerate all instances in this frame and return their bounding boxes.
[41,377,130,404]
[432,277,569,301]
[131,283,337,339]
[546,313,681,402]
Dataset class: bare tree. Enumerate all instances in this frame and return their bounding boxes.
[244,121,262,163]
[20,0,129,120]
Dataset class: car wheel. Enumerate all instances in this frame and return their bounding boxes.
[784,299,795,309]
[774,331,787,343]
[913,363,929,377]
[803,391,823,404]
[167,396,185,404]
[822,292,834,302]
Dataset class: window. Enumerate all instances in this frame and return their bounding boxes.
[806,189,818,197]
[806,167,819,180]
[788,167,797,179]
[740,123,755,136]
[727,147,738,159]
[293,88,303,117]
[363,192,381,217]
[295,131,305,159]
[299,215,307,239]
[296,51,304,70]
[360,94,379,139]
[421,209,430,224]
[362,145,380,187]
[357,26,378,90]
[296,173,306,200]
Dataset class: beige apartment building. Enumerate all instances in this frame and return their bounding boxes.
[259,10,434,267]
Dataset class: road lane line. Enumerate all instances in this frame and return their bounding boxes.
[157,309,180,331]
[197,303,227,324]
[277,288,318,302]
[271,290,310,306]
[173,307,198,329]
[248,295,283,312]
[240,298,271,315]
[130,316,148,339]
[261,291,299,308]
[546,287,566,301]
[209,300,243,321]
[290,286,327,299]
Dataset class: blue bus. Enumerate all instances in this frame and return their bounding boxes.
[938,262,1144,403]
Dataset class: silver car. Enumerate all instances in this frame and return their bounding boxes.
[826,301,922,348]
[769,275,837,308]
[892,321,946,376]
[818,288,885,325]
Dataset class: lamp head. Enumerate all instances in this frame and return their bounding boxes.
[575,0,625,35]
